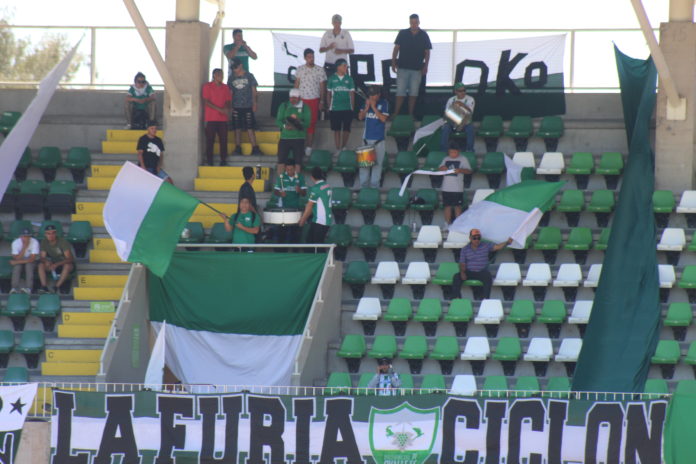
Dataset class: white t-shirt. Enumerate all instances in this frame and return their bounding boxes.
[296,64,327,100]
[11,237,40,258]
[445,94,476,113]
[320,29,355,64]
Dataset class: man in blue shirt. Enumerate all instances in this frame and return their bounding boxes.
[452,228,512,299]
[357,85,389,188]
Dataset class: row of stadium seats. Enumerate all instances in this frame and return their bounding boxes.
[13,146,91,183]
[1,179,77,219]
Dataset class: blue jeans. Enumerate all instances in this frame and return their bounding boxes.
[359,139,386,188]
[440,122,475,152]
[395,69,423,97]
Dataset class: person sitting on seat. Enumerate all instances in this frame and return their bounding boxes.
[10,228,39,294]
[125,72,156,130]
[137,120,173,184]
[367,358,402,396]
[451,228,511,299]
[38,225,75,294]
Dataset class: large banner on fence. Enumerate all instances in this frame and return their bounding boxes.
[0,383,38,464]
[272,33,566,118]
[50,390,668,464]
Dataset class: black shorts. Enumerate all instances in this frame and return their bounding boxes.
[442,191,464,207]
[329,110,353,132]
[277,138,305,166]
[231,107,256,130]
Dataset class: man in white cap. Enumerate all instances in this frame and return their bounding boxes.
[10,228,39,294]
[320,14,354,78]
[275,88,312,174]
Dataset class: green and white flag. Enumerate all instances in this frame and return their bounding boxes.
[0,383,38,462]
[450,180,564,248]
[103,162,199,277]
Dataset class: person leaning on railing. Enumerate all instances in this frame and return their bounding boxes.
[367,358,402,396]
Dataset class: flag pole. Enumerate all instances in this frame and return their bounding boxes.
[200,201,230,218]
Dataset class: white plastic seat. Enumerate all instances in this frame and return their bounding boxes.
[553,263,582,287]
[555,338,583,362]
[523,337,554,362]
[512,151,536,168]
[443,230,469,249]
[472,189,494,204]
[352,297,382,321]
[659,264,676,288]
[402,262,431,285]
[414,225,442,249]
[522,263,552,286]
[371,261,400,285]
[450,374,478,395]
[536,152,565,175]
[474,299,504,324]
[493,263,522,286]
[657,228,686,251]
[460,336,491,360]
[676,191,696,213]
[583,264,602,288]
[568,300,593,324]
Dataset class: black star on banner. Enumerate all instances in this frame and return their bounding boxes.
[9,398,25,415]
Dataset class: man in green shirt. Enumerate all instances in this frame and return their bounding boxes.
[276,88,312,175]
[223,29,258,72]
[38,225,75,294]
[326,59,355,153]
[125,72,156,129]
[222,197,260,245]
[272,164,307,244]
[299,167,333,246]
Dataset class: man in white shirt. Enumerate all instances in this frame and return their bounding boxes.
[319,14,355,78]
[10,228,39,294]
[294,48,327,155]
[441,83,476,152]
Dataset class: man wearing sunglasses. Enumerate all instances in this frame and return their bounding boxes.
[452,228,512,299]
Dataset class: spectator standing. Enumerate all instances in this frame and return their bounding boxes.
[9,228,39,294]
[202,68,232,166]
[451,229,512,299]
[224,29,258,72]
[327,59,355,154]
[221,197,260,245]
[125,72,156,130]
[276,89,312,174]
[319,14,355,78]
[239,166,258,214]
[441,83,476,152]
[299,167,333,245]
[391,14,432,116]
[367,358,402,396]
[229,58,262,155]
[438,144,472,225]
[357,85,389,188]
[137,121,172,183]
[273,164,307,243]
[294,48,327,157]
[38,225,75,294]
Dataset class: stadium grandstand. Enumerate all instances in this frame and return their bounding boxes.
[2,0,696,462]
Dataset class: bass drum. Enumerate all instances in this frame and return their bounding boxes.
[263,208,301,225]
[355,145,376,167]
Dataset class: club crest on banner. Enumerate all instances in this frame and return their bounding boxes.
[368,403,439,464]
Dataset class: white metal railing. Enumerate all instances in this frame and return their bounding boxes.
[0,25,658,92]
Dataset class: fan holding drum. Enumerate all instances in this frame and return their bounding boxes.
[441,83,476,152]
[357,85,390,188]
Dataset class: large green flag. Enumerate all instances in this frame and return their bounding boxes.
[572,47,660,392]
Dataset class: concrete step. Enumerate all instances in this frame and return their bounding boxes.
[73,287,124,301]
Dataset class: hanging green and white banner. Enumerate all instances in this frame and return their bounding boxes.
[0,383,38,463]
[50,390,669,464]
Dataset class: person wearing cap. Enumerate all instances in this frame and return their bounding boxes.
[327,59,355,154]
[367,358,402,396]
[223,29,258,73]
[9,228,39,294]
[357,85,389,188]
[320,14,355,78]
[202,68,232,166]
[441,83,476,152]
[38,225,75,294]
[276,88,312,174]
[451,229,512,300]
[136,120,172,184]
[299,167,333,246]
[391,14,432,116]
[294,48,327,157]
[125,72,156,130]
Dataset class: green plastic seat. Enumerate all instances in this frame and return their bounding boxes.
[333,150,358,173]
[383,189,410,213]
[684,342,696,365]
[420,374,446,392]
[66,221,93,244]
[330,187,352,210]
[565,227,593,250]
[536,116,564,139]
[432,262,459,285]
[46,181,76,215]
[33,293,61,318]
[383,298,412,322]
[505,115,533,138]
[63,146,91,170]
[481,375,509,398]
[423,151,447,172]
[538,300,566,324]
[678,265,696,289]
[596,152,624,175]
[653,190,675,213]
[665,302,693,327]
[355,225,382,248]
[3,367,28,384]
[414,299,442,322]
[368,335,398,359]
[399,373,415,390]
[305,149,332,173]
[47,180,76,196]
[18,179,47,195]
[513,376,541,397]
[205,223,233,244]
[387,115,415,138]
[337,334,366,358]
[353,188,380,210]
[445,299,473,322]
[643,378,669,398]
[356,372,377,395]
[492,337,522,361]
[399,335,428,360]
[557,190,584,213]
[384,225,411,248]
[326,224,353,247]
[17,148,32,170]
[595,228,611,251]
[180,222,205,243]
[0,331,14,355]
[543,377,571,398]
[430,336,459,360]
[462,152,477,172]
[326,372,352,394]
[34,146,61,170]
[391,151,418,175]
[676,380,696,394]
[410,189,439,211]
[534,227,562,250]
[478,115,503,138]
[2,293,30,318]
[479,152,505,174]
[0,111,21,136]
[0,257,11,280]
[651,340,681,366]
[343,261,371,285]
[507,300,535,324]
[16,180,47,216]
[566,152,594,175]
[15,330,45,355]
[587,190,615,213]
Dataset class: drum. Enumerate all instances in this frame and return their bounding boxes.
[356,145,376,168]
[263,208,301,225]
[444,103,472,130]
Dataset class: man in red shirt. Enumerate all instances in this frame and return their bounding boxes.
[202,68,232,166]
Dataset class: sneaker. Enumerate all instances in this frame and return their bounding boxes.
[9,288,19,294]
[21,288,31,294]
[38,286,50,294]
[233,146,242,155]
[251,146,263,155]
